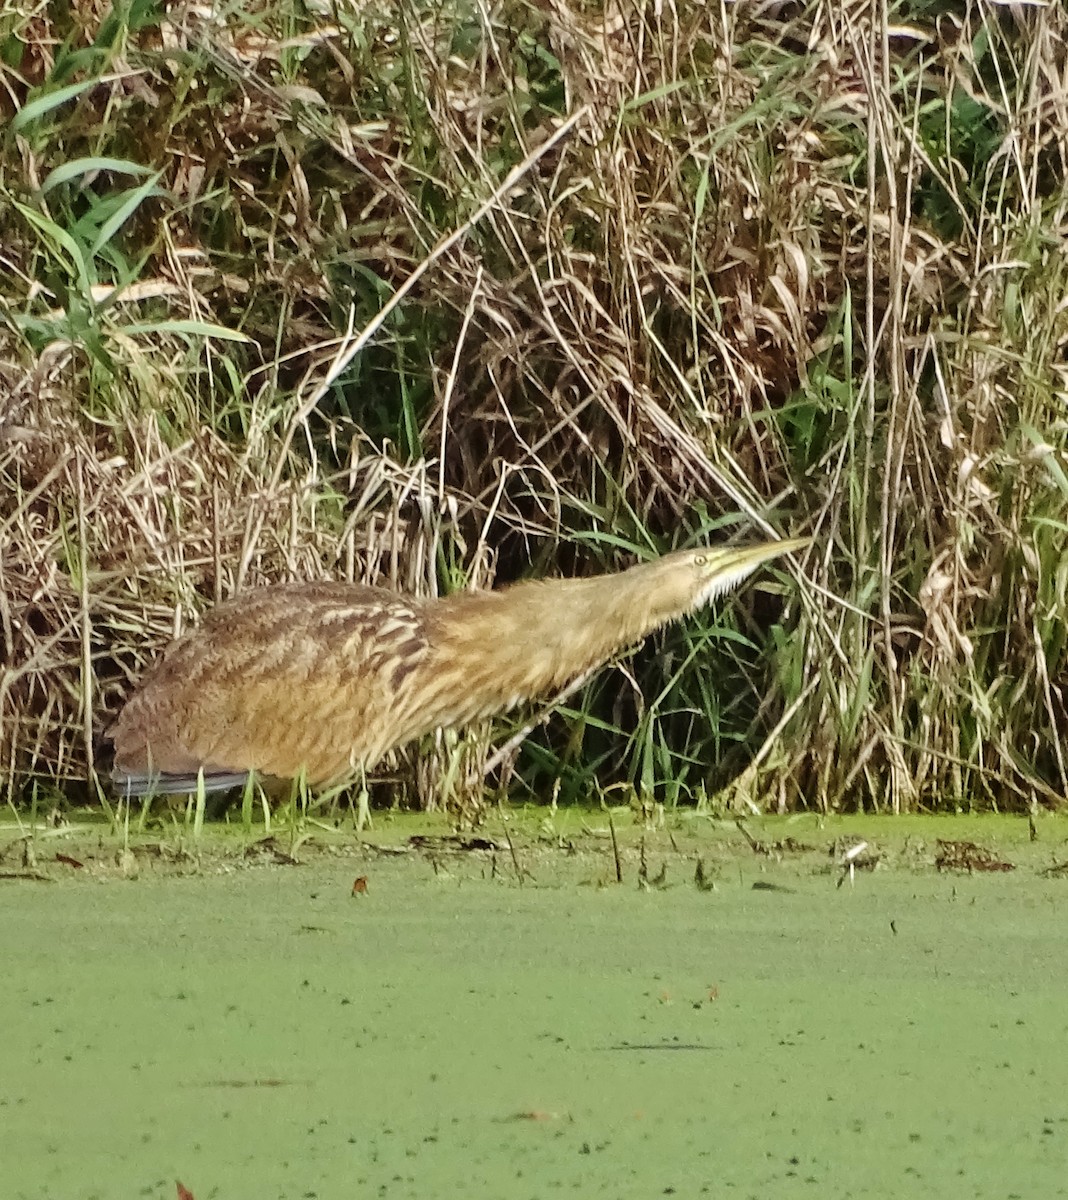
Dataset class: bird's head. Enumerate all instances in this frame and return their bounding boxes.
[638,537,810,621]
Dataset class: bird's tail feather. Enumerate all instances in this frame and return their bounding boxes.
[112,769,252,798]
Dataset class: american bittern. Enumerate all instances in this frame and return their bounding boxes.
[110,538,807,797]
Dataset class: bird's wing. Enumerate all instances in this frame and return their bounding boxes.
[110,583,432,792]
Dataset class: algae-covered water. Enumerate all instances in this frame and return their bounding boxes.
[2,813,1067,1199]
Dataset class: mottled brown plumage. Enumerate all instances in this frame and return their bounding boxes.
[110,539,807,796]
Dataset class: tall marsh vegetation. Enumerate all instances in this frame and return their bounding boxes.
[1,0,1066,815]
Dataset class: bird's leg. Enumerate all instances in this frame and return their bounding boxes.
[352,767,372,833]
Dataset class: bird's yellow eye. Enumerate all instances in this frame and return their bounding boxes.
[694,555,707,566]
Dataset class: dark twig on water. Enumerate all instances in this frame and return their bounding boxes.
[734,818,768,855]
[694,858,715,891]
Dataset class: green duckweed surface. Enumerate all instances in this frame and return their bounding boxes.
[2,813,1067,1199]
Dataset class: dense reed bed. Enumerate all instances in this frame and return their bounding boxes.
[2,1,1066,815]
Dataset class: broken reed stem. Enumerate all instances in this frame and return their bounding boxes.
[498,802,525,886]
[607,808,623,884]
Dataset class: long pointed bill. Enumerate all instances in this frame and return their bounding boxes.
[697,537,810,604]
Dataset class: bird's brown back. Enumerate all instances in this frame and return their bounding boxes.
[111,583,437,785]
